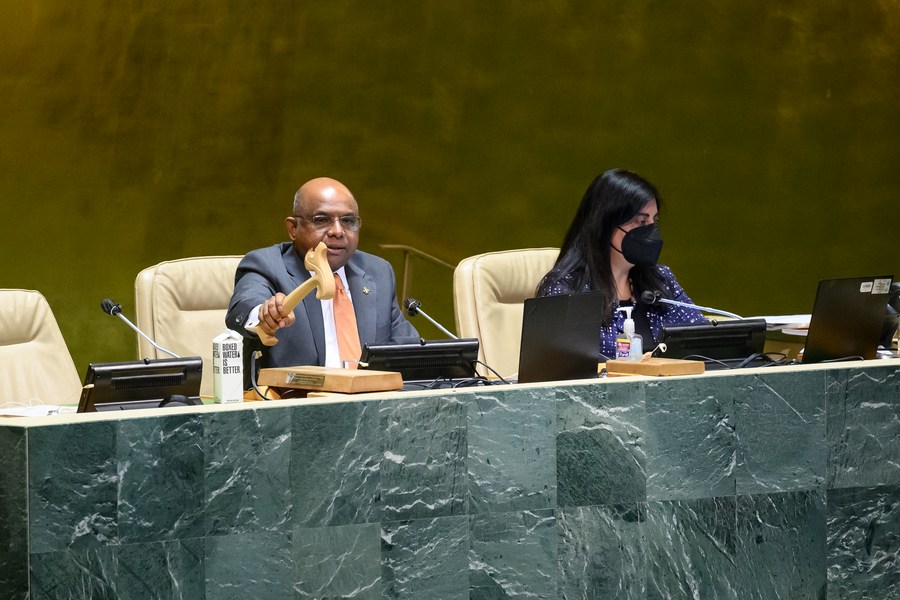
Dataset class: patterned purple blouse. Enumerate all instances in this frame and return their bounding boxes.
[539,265,708,359]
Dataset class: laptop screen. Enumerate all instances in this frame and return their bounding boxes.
[517,291,604,384]
[802,276,893,363]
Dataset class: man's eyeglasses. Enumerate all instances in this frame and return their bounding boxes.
[295,214,362,232]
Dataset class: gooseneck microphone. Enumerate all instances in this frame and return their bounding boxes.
[100,298,181,358]
[640,290,744,320]
[403,298,458,339]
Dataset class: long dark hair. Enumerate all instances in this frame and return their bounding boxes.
[536,169,668,324]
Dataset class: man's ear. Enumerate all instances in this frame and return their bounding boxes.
[285,216,298,240]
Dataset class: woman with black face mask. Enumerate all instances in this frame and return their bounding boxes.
[536,168,708,360]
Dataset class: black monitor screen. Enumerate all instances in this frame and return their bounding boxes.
[77,356,203,412]
[360,338,479,381]
[657,318,767,362]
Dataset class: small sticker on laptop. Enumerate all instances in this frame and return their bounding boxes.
[872,278,891,294]
[860,282,873,293]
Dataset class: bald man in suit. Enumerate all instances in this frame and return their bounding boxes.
[226,177,418,380]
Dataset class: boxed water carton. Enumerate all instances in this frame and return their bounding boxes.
[213,329,244,403]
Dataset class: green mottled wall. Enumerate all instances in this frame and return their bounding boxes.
[1,1,897,375]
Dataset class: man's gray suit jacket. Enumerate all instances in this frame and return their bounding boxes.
[226,242,419,377]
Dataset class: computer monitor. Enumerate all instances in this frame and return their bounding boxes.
[360,338,479,381]
[77,356,203,412]
[656,318,767,362]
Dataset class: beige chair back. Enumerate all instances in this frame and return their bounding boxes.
[135,256,242,397]
[0,289,82,407]
[453,248,559,378]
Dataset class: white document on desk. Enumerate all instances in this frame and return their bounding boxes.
[0,405,77,417]
[751,314,811,337]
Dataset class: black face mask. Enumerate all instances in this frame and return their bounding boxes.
[615,223,663,266]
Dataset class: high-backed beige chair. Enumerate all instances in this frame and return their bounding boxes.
[453,248,559,379]
[135,256,243,397]
[0,289,82,407]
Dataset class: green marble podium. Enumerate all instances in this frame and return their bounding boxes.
[2,360,898,599]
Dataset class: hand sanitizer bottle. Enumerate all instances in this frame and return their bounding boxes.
[616,306,634,359]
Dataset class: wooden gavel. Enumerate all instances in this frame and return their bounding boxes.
[249,242,336,346]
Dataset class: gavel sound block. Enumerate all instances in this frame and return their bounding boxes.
[249,241,336,346]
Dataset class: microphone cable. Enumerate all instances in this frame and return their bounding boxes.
[249,350,275,400]
[471,360,513,385]
[677,352,788,369]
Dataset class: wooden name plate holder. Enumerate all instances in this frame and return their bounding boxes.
[257,365,403,396]
[605,357,705,377]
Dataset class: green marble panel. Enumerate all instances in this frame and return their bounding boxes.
[827,366,900,489]
[116,539,204,599]
[11,363,900,598]
[117,413,205,544]
[733,371,826,495]
[204,531,292,600]
[556,383,646,507]
[645,378,735,501]
[557,504,645,599]
[291,400,381,528]
[30,547,117,599]
[469,509,557,599]
[294,523,381,599]
[28,421,118,553]
[381,516,469,599]
[0,426,27,598]
[736,490,826,599]
[645,497,738,600]
[204,406,292,535]
[379,395,468,521]
[826,485,900,600]
[468,388,556,513]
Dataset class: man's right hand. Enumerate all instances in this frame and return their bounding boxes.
[257,293,296,336]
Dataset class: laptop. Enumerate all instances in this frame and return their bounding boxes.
[802,275,893,363]
[517,291,604,383]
